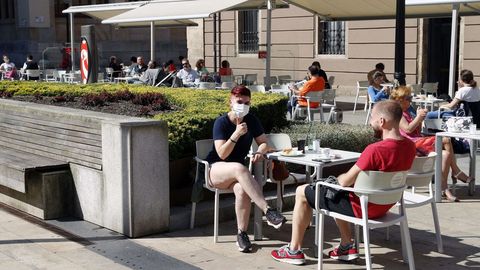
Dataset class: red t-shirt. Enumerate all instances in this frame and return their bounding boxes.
[349,138,416,219]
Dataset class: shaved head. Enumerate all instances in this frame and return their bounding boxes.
[372,100,402,125]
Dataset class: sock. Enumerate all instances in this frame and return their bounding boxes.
[339,242,353,251]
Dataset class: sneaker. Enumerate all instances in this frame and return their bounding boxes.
[271,245,306,265]
[265,208,286,229]
[328,245,359,261]
[236,231,252,252]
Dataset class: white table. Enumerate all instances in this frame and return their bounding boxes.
[114,76,133,83]
[435,131,479,202]
[412,98,445,111]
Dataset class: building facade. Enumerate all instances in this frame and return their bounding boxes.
[188,4,480,96]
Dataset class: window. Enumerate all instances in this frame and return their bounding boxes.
[318,21,345,55]
[238,10,259,54]
[0,0,15,22]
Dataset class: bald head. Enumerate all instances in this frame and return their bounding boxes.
[373,100,402,125]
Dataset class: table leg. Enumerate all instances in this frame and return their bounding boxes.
[469,139,476,196]
[435,134,443,202]
[253,160,263,241]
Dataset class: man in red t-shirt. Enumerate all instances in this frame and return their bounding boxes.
[271,100,416,265]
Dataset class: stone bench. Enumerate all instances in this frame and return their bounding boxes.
[0,99,169,237]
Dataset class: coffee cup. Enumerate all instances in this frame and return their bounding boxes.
[297,139,306,153]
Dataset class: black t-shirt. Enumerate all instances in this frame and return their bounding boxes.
[205,113,264,164]
[25,61,39,70]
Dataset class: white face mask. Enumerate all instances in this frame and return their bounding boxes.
[233,103,250,118]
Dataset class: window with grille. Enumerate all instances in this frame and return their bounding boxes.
[318,21,346,55]
[238,10,259,54]
[0,0,15,22]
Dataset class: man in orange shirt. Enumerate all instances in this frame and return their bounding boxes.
[287,65,325,117]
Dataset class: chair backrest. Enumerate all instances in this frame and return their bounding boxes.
[270,84,282,90]
[422,82,438,94]
[221,75,233,82]
[322,88,336,104]
[423,118,444,132]
[196,139,214,160]
[467,101,480,125]
[97,72,104,81]
[249,85,266,93]
[354,170,407,205]
[304,90,323,103]
[198,82,216,89]
[328,76,335,87]
[44,69,55,76]
[357,80,369,89]
[26,69,41,77]
[244,74,257,85]
[277,75,291,84]
[221,81,236,89]
[408,83,422,95]
[406,153,436,188]
[264,76,278,85]
[105,67,114,74]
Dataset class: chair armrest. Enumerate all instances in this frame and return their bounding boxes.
[194,157,210,187]
[315,180,406,195]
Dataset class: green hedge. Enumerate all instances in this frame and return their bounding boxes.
[0,81,288,160]
[274,121,378,153]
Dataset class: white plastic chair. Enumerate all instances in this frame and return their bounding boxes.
[321,88,336,123]
[190,139,234,243]
[220,81,236,89]
[25,69,41,81]
[315,170,415,270]
[263,76,278,85]
[250,134,309,211]
[105,67,122,82]
[408,83,422,96]
[97,72,105,83]
[197,82,216,89]
[244,74,257,85]
[292,91,325,122]
[277,75,292,84]
[354,80,369,113]
[422,82,439,97]
[220,75,234,83]
[249,85,266,93]
[389,153,443,253]
[45,69,60,82]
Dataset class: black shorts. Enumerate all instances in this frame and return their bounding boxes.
[304,183,355,217]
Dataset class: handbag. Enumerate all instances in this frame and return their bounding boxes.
[271,160,297,205]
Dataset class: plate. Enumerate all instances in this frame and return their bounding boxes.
[280,150,304,157]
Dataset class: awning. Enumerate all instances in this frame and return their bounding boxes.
[102,0,288,24]
[62,1,149,20]
[284,0,480,21]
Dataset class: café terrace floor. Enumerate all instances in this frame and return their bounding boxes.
[0,96,478,270]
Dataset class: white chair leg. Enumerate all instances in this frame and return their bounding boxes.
[363,224,372,270]
[317,213,325,270]
[353,89,360,113]
[400,219,416,270]
[214,190,220,243]
[354,224,360,250]
[190,202,196,229]
[365,103,372,125]
[431,202,444,253]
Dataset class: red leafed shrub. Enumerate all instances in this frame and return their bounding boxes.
[132,92,167,109]
[114,90,135,101]
[82,93,105,106]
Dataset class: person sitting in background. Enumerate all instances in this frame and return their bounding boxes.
[157,62,174,87]
[167,59,176,72]
[287,65,325,118]
[219,60,233,76]
[132,60,157,85]
[124,56,137,74]
[176,55,185,71]
[176,59,199,86]
[311,61,330,89]
[271,100,416,265]
[22,55,39,80]
[195,59,209,76]
[130,56,147,77]
[390,86,472,202]
[0,55,17,80]
[368,71,390,103]
[426,69,480,119]
[108,56,123,78]
[367,62,390,85]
